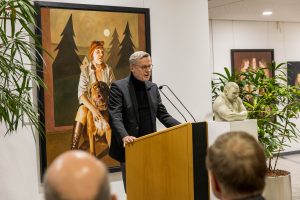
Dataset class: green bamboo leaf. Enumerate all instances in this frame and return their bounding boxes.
[0,0,45,135]
[213,72,230,81]
[224,67,233,80]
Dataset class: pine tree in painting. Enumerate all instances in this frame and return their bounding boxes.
[107,28,120,69]
[115,22,135,77]
[53,14,81,79]
[52,14,81,126]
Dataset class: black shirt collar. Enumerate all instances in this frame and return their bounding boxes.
[130,73,145,88]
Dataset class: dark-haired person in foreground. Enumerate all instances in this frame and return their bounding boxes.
[44,150,117,200]
[108,51,180,190]
[206,131,267,200]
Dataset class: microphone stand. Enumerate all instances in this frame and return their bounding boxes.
[158,88,187,122]
[160,85,196,122]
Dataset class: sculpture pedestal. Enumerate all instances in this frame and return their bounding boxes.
[207,119,258,146]
[206,119,258,200]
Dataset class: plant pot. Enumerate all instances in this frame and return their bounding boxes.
[263,173,292,200]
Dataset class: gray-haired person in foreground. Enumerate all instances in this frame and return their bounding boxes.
[206,131,267,200]
[44,150,117,200]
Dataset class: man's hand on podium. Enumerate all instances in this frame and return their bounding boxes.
[122,136,137,147]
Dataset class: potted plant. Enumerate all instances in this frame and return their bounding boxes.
[212,62,300,200]
[0,0,45,134]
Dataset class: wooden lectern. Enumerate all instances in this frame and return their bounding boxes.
[125,122,209,200]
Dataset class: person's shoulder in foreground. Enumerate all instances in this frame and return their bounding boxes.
[206,131,267,200]
[43,150,117,200]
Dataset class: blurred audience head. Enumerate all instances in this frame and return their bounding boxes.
[206,131,267,200]
[44,150,117,200]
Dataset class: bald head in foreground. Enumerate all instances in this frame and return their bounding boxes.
[44,150,117,200]
[206,131,267,200]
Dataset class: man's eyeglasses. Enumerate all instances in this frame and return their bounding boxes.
[134,64,154,71]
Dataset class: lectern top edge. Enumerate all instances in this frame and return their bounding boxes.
[125,122,192,146]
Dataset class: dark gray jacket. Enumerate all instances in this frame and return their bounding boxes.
[108,76,180,162]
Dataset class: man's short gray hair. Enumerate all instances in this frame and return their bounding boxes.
[129,51,150,66]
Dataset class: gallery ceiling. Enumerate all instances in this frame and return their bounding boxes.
[208,0,300,22]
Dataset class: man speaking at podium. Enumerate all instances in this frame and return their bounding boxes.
[108,51,180,189]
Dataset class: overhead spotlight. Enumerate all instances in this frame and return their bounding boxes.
[262,11,272,16]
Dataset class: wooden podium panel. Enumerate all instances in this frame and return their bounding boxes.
[126,122,209,200]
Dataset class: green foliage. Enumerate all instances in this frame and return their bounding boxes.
[212,62,300,170]
[0,0,45,134]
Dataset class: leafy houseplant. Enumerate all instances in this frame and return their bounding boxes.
[0,0,45,134]
[212,62,300,174]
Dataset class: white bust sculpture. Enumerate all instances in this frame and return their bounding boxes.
[213,82,248,122]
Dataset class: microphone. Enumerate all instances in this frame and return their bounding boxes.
[158,86,187,122]
[159,85,196,122]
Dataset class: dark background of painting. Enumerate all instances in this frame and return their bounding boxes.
[287,62,300,86]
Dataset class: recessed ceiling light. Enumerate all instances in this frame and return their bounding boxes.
[262,11,272,16]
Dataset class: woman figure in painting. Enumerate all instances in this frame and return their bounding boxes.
[71,40,115,150]
[249,57,258,72]
[239,58,252,94]
[295,73,300,86]
[258,58,270,77]
[240,58,250,74]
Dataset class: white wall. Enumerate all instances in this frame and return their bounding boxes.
[0,1,211,200]
[210,19,300,152]
[146,0,212,125]
[0,124,43,200]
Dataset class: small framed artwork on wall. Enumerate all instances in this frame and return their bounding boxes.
[231,49,274,77]
[287,62,300,86]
